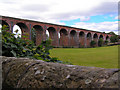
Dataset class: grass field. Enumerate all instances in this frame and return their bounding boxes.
[50,45,119,68]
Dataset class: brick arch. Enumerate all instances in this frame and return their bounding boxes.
[70,30,77,47]
[16,22,29,39]
[93,33,98,46]
[0,20,10,30]
[59,28,69,47]
[79,31,85,47]
[86,32,92,47]
[47,27,57,46]
[33,25,43,45]
[16,23,28,32]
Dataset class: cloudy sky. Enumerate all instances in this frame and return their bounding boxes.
[0,0,119,34]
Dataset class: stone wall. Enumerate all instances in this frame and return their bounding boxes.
[2,56,120,89]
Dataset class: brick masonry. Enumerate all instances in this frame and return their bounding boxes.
[0,16,112,47]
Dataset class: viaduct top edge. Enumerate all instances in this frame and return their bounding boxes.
[0,15,112,35]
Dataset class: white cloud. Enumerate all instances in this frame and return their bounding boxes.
[115,15,120,20]
[79,16,90,21]
[0,0,119,33]
[0,0,118,21]
[72,21,118,34]
[115,16,118,19]
[110,15,114,17]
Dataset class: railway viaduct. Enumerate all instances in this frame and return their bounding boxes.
[0,16,112,47]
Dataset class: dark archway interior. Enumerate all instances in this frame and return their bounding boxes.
[1,20,9,29]
[47,27,56,40]
[33,25,43,45]
[79,31,85,37]
[16,23,28,32]
[70,30,76,37]
[87,32,91,38]
[47,27,56,34]
[60,29,68,36]
[33,25,43,31]
[99,35,103,39]
[106,36,109,40]
[93,33,98,38]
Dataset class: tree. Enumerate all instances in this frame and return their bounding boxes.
[98,38,103,47]
[110,35,119,43]
[108,32,116,35]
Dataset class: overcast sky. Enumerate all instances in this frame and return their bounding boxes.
[0,0,119,34]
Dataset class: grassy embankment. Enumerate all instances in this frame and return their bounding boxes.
[50,45,119,68]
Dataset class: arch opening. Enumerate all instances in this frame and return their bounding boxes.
[93,33,98,47]
[60,29,68,36]
[93,33,98,39]
[79,31,85,37]
[16,23,28,31]
[99,35,103,39]
[15,23,28,39]
[86,32,92,47]
[13,25,22,38]
[106,35,109,40]
[70,30,77,47]
[46,30,49,40]
[59,29,68,47]
[47,27,57,46]
[33,25,43,30]
[87,32,91,38]
[33,25,43,45]
[0,20,10,30]
[58,32,60,39]
[70,30,76,37]
[79,31,85,47]
[47,27,56,38]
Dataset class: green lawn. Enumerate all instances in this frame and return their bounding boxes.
[50,45,119,68]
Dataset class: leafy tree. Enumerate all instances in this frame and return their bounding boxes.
[98,38,104,47]
[108,31,116,35]
[90,40,96,47]
[110,35,119,43]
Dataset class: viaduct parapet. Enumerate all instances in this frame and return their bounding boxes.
[0,16,112,47]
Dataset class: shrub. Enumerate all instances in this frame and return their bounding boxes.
[98,38,103,47]
[90,40,96,47]
[110,35,119,43]
[104,40,108,45]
